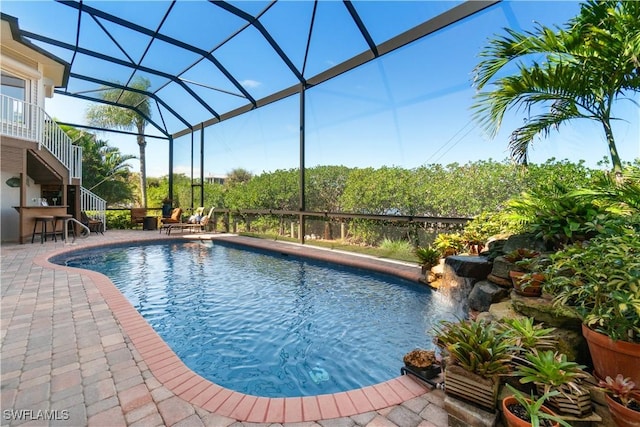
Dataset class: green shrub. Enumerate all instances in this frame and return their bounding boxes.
[105,210,133,229]
[544,232,640,342]
[505,182,609,249]
[379,238,414,259]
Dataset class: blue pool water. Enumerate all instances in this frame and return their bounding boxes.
[57,240,459,397]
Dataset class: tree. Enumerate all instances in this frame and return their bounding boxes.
[86,76,152,206]
[224,168,253,187]
[62,125,135,205]
[472,0,640,176]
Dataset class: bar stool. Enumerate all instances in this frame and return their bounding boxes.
[31,216,57,244]
[54,214,75,241]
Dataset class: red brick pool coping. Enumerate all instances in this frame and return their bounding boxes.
[35,234,431,423]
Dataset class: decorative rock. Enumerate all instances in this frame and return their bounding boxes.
[432,258,445,276]
[487,273,512,288]
[485,235,509,252]
[445,255,493,279]
[510,292,583,330]
[468,281,510,312]
[551,327,590,365]
[489,256,514,280]
[487,301,526,322]
[503,233,547,253]
[486,300,588,364]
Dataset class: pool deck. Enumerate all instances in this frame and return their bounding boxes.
[1,231,448,427]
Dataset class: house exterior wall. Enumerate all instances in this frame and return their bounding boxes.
[1,15,71,242]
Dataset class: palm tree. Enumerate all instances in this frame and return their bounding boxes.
[63,126,136,205]
[86,76,152,207]
[472,0,640,176]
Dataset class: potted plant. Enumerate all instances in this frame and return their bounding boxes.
[461,228,485,255]
[433,319,513,411]
[598,375,640,427]
[501,317,557,353]
[415,245,440,276]
[514,350,592,417]
[544,233,640,384]
[402,348,441,379]
[502,384,572,427]
[503,249,546,296]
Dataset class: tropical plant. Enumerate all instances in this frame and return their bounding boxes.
[472,0,640,176]
[415,245,441,268]
[502,317,557,352]
[463,211,519,247]
[514,350,588,396]
[598,375,639,408]
[86,76,152,207]
[432,319,513,377]
[503,384,572,427]
[433,232,465,257]
[505,182,609,249]
[62,125,135,205]
[573,163,640,213]
[544,232,640,342]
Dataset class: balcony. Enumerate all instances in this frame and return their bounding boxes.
[1,93,82,181]
[1,93,106,234]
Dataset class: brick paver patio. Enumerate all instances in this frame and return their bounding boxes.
[1,231,448,427]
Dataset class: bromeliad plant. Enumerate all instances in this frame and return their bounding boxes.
[598,375,640,410]
[501,317,557,353]
[433,319,513,377]
[514,350,589,396]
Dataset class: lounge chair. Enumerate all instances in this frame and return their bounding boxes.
[163,207,213,235]
[160,208,183,226]
[81,211,104,235]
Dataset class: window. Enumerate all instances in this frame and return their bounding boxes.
[1,71,26,100]
[1,71,27,124]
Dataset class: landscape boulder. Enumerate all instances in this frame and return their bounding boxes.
[468,281,510,312]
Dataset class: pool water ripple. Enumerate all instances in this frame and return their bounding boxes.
[59,240,457,397]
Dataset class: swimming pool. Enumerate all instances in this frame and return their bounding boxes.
[57,240,458,398]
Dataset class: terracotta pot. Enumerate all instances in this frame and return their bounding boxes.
[509,270,543,297]
[502,395,560,427]
[582,324,640,385]
[604,393,640,427]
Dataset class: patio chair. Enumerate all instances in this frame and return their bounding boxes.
[164,207,213,235]
[160,208,183,225]
[186,207,205,224]
[81,211,104,235]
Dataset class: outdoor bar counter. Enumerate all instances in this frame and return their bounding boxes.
[13,206,70,244]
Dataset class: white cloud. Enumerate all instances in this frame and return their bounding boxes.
[240,79,262,89]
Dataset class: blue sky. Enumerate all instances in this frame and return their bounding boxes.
[4,1,639,178]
